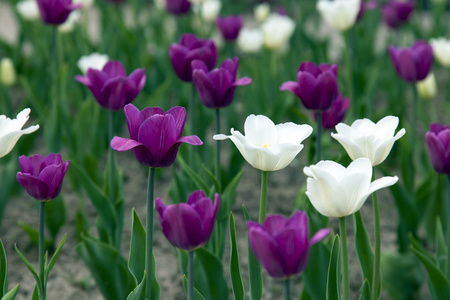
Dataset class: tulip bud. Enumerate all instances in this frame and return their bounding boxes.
[16,0,40,21]
[254,3,270,23]
[237,28,264,53]
[416,73,437,100]
[36,0,81,25]
[201,0,221,22]
[426,123,450,174]
[317,0,360,32]
[429,37,450,67]
[261,14,295,50]
[0,58,17,87]
[381,0,415,29]
[215,16,243,41]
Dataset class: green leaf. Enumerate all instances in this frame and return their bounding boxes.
[302,241,330,300]
[44,234,67,286]
[229,212,246,300]
[128,209,145,284]
[194,248,229,300]
[182,275,206,300]
[201,164,220,193]
[44,196,66,242]
[220,168,244,221]
[242,205,262,300]
[359,279,370,300]
[0,240,7,296]
[1,284,19,300]
[177,156,210,192]
[435,217,447,274]
[31,286,38,300]
[17,223,51,250]
[126,271,146,300]
[14,245,42,297]
[326,235,340,300]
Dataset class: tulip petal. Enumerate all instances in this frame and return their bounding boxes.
[16,173,49,200]
[166,106,187,138]
[276,123,313,144]
[263,215,288,236]
[39,164,63,199]
[310,228,331,245]
[367,176,399,198]
[280,81,301,98]
[103,60,127,77]
[193,69,217,108]
[110,136,144,151]
[244,115,277,147]
[128,68,146,92]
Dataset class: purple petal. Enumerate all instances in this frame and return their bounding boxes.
[297,72,317,109]
[101,77,138,110]
[191,60,209,73]
[102,60,127,77]
[187,190,207,204]
[128,68,146,92]
[39,164,63,199]
[16,173,49,201]
[233,77,252,86]
[155,198,166,219]
[298,62,321,77]
[312,72,338,110]
[264,215,288,236]
[111,136,144,152]
[124,104,145,140]
[18,155,34,174]
[193,69,217,108]
[280,81,301,98]
[169,44,190,81]
[310,228,331,245]
[165,106,187,138]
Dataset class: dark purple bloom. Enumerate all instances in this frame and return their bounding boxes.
[169,33,217,82]
[356,0,378,21]
[280,62,338,111]
[247,211,330,279]
[381,0,415,29]
[316,94,350,130]
[215,16,244,41]
[166,0,191,15]
[110,104,202,168]
[388,41,433,83]
[156,190,220,251]
[75,60,146,111]
[426,123,450,174]
[36,0,81,25]
[16,153,69,201]
[191,57,251,109]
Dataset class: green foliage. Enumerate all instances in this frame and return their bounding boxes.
[229,212,246,300]
[326,235,340,300]
[0,240,7,297]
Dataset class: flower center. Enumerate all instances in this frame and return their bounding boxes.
[262,144,271,148]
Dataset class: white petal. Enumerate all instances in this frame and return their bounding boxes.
[367,176,399,196]
[244,115,277,147]
[275,123,313,144]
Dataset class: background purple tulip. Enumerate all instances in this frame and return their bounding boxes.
[280,62,338,111]
[166,0,191,15]
[156,190,220,251]
[381,0,415,29]
[388,41,433,83]
[215,16,244,41]
[75,60,146,111]
[169,33,218,82]
[110,104,203,168]
[426,123,450,174]
[247,211,330,279]
[36,0,81,25]
[16,153,69,201]
[316,94,350,130]
[191,57,252,109]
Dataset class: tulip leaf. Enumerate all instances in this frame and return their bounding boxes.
[1,284,19,300]
[326,235,340,300]
[14,245,42,297]
[177,156,210,192]
[242,205,263,300]
[18,223,51,249]
[359,279,370,300]
[182,275,206,300]
[221,168,245,221]
[129,209,145,284]
[302,240,330,300]
[201,164,220,193]
[43,234,67,287]
[229,212,246,300]
[126,271,146,300]
[0,239,7,296]
[194,248,229,300]
[435,218,447,273]
[44,196,66,244]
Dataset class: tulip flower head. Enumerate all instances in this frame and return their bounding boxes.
[36,0,81,25]
[16,153,69,201]
[429,38,450,67]
[261,13,295,50]
[156,190,220,251]
[75,60,146,111]
[331,116,406,166]
[316,0,360,32]
[381,0,415,29]
[254,3,270,23]
[426,123,450,174]
[237,28,264,53]
[165,0,191,15]
[77,53,109,75]
[200,0,222,22]
[169,33,218,82]
[0,108,39,158]
[0,58,17,86]
[111,104,203,168]
[316,94,350,130]
[16,0,41,21]
[247,211,330,279]
[191,57,252,109]
[214,114,313,171]
[388,41,433,83]
[304,158,398,218]
[280,61,338,111]
[215,16,244,42]
[416,72,437,100]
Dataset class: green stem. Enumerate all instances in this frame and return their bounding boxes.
[189,84,196,164]
[447,175,450,279]
[284,278,291,300]
[372,189,380,300]
[39,201,46,300]
[145,168,156,299]
[259,171,268,223]
[339,216,349,300]
[316,112,322,162]
[215,109,221,188]
[411,84,417,191]
[187,251,194,300]
[108,110,118,247]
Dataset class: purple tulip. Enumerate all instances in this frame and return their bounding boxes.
[75,60,146,111]
[191,57,252,109]
[316,94,350,130]
[247,211,330,279]
[156,190,220,251]
[388,41,433,83]
[166,0,191,15]
[356,0,378,21]
[215,16,244,41]
[111,104,202,168]
[169,33,218,82]
[36,0,81,25]
[280,62,338,111]
[16,153,69,201]
[426,123,450,174]
[381,0,415,29]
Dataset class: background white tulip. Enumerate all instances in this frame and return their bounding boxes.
[261,14,296,50]
[214,114,312,171]
[429,37,450,67]
[254,3,270,23]
[200,0,221,22]
[416,72,437,100]
[331,116,406,166]
[77,53,109,75]
[316,0,360,32]
[304,158,398,218]
[0,58,17,86]
[237,28,264,53]
[16,0,40,21]
[0,108,39,158]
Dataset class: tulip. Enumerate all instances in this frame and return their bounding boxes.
[247,211,330,279]
[331,116,406,166]
[416,72,437,100]
[214,114,312,171]
[261,13,295,50]
[169,33,217,82]
[77,53,109,75]
[16,153,69,201]
[156,190,220,251]
[381,0,415,29]
[316,0,360,32]
[0,108,39,159]
[254,3,270,23]
[0,58,17,87]
[425,123,450,174]
[36,0,81,25]
[191,57,252,109]
[237,28,264,53]
[75,60,146,111]
[215,16,244,42]
[429,37,450,67]
[200,0,221,22]
[304,158,398,218]
[388,41,433,83]
[316,94,350,130]
[166,0,191,15]
[111,104,203,168]
[280,62,338,111]
[16,0,41,21]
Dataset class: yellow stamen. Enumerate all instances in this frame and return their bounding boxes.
[263,144,271,148]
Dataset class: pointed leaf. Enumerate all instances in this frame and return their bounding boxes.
[326,235,340,300]
[435,217,447,273]
[126,271,146,300]
[0,240,7,296]
[1,284,19,300]
[14,245,42,296]
[229,212,246,300]
[129,209,146,284]
[44,234,67,285]
[195,248,229,300]
[359,279,370,300]
[182,275,207,300]
[201,164,220,193]
[177,157,210,192]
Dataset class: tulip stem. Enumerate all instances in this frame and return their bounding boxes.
[215,109,221,188]
[108,110,117,247]
[189,84,196,165]
[339,216,349,300]
[284,278,291,300]
[259,171,268,223]
[145,168,155,299]
[411,84,417,191]
[316,112,322,162]
[447,175,450,279]
[372,190,380,300]
[38,201,46,300]
[187,251,194,300]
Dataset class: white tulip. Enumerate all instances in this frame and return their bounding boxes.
[214,114,313,171]
[201,0,221,22]
[416,72,437,100]
[77,53,109,75]
[0,108,39,158]
[0,58,17,87]
[16,0,40,21]
[304,158,398,218]
[254,3,270,23]
[237,27,264,53]
[261,14,295,50]
[331,116,406,166]
[316,0,360,32]
[429,37,450,67]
